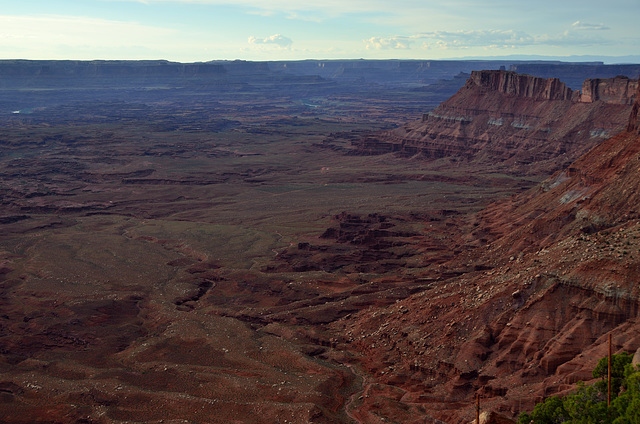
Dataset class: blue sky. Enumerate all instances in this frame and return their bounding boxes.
[0,0,638,62]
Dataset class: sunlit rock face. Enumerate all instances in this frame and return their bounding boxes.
[339,75,640,424]
[579,76,638,104]
[469,70,575,101]
[355,70,636,177]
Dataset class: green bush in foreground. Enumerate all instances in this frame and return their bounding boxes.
[518,352,640,423]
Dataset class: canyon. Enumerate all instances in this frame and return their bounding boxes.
[354,70,636,177]
[0,60,639,423]
[334,75,640,422]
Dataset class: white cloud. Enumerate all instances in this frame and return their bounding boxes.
[365,36,411,50]
[572,20,610,31]
[420,30,534,49]
[366,30,536,51]
[5,2,637,61]
[248,34,293,48]
[365,24,615,53]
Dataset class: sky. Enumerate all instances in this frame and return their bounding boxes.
[0,0,638,62]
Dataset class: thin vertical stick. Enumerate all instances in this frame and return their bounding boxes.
[608,333,612,407]
[476,393,480,424]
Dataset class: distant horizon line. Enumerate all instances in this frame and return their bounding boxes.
[1,54,640,65]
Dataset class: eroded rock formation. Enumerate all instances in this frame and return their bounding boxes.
[337,79,640,423]
[579,76,638,104]
[355,70,636,176]
[469,70,574,101]
[3,61,640,424]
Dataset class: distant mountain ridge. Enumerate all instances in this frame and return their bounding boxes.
[271,60,640,89]
[510,62,640,89]
[1,59,639,90]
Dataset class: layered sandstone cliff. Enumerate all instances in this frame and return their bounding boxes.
[628,89,640,134]
[338,78,640,423]
[355,70,636,176]
[469,69,574,101]
[579,76,638,104]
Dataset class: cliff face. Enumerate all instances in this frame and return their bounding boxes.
[340,77,640,423]
[579,76,638,104]
[469,70,574,101]
[628,89,640,133]
[354,70,636,176]
[479,79,640,254]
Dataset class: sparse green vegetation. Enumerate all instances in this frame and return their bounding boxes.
[518,353,640,424]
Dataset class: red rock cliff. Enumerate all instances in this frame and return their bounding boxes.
[628,83,640,133]
[340,75,640,424]
[579,76,638,104]
[354,70,636,176]
[469,70,574,101]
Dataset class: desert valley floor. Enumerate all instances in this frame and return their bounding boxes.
[1,60,640,423]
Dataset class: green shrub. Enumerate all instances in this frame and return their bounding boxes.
[517,353,640,424]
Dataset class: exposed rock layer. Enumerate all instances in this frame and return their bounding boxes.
[2,61,640,424]
[339,78,640,423]
[579,76,638,104]
[355,70,636,176]
[469,70,574,101]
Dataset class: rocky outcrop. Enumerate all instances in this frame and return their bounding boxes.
[339,77,640,423]
[477,411,516,424]
[478,79,640,251]
[354,70,636,176]
[468,70,636,104]
[628,89,640,133]
[579,76,638,104]
[460,77,640,415]
[469,70,574,101]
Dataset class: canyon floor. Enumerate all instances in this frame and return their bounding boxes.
[1,61,639,423]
